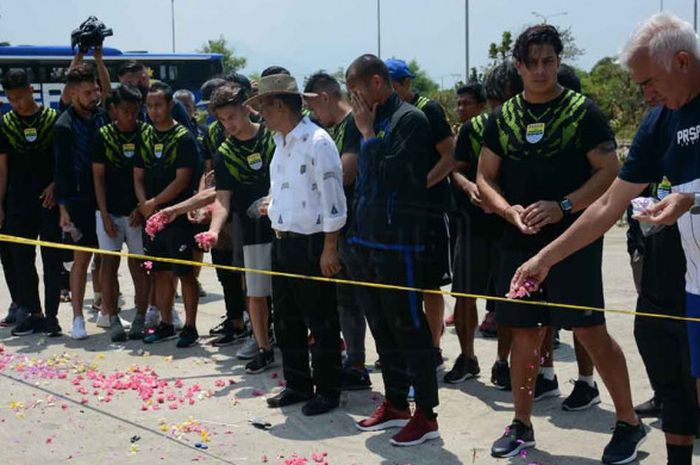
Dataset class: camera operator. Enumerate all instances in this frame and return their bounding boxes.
[59,46,111,114]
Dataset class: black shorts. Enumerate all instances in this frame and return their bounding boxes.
[452,231,498,311]
[495,238,605,328]
[634,315,699,435]
[420,214,452,289]
[143,220,195,277]
[68,202,98,248]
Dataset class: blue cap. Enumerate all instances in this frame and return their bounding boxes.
[385,58,415,81]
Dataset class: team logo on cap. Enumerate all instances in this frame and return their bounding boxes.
[526,123,545,144]
[154,143,164,159]
[123,143,136,158]
[247,153,263,170]
[24,127,37,142]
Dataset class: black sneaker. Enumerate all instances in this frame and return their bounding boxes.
[1,303,19,325]
[176,326,199,348]
[491,419,535,458]
[562,380,601,411]
[110,317,127,343]
[245,349,275,374]
[143,322,176,344]
[341,366,372,391]
[634,396,662,418]
[11,315,44,336]
[209,317,234,336]
[43,317,62,337]
[212,326,249,347]
[534,374,560,401]
[601,421,648,465]
[267,388,313,408]
[302,393,339,416]
[434,348,444,370]
[491,360,511,391]
[443,354,480,384]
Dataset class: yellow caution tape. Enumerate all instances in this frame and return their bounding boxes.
[1,233,698,323]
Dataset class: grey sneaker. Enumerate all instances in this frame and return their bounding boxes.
[110,316,126,342]
[128,314,146,340]
[236,336,259,360]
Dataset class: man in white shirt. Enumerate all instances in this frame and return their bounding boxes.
[246,73,347,416]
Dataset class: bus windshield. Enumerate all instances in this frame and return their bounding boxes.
[0,45,224,110]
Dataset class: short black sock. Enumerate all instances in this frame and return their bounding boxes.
[667,444,692,465]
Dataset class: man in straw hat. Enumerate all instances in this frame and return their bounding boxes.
[247,72,347,416]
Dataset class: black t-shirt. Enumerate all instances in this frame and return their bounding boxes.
[93,122,148,216]
[482,89,615,249]
[54,106,110,208]
[214,124,275,245]
[454,112,503,236]
[0,106,58,211]
[412,94,454,211]
[202,120,226,162]
[134,124,197,208]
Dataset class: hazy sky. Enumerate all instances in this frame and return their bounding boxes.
[1,0,696,87]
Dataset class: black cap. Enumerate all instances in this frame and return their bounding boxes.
[224,72,252,92]
[199,78,228,104]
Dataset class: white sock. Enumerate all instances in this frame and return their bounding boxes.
[539,367,555,381]
[578,374,595,387]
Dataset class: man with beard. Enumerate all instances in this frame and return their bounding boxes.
[54,64,110,340]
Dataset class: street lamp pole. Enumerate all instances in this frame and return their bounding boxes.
[531,10,568,24]
[465,0,470,82]
[377,0,381,58]
[171,0,176,53]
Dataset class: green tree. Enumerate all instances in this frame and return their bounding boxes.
[198,35,246,74]
[406,59,439,95]
[488,31,513,64]
[558,26,585,62]
[580,57,645,139]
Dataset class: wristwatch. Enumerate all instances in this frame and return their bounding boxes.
[559,198,573,216]
[690,193,700,215]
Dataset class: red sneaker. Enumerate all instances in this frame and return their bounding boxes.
[356,401,411,432]
[390,408,440,447]
[445,313,455,326]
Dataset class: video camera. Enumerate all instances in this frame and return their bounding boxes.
[71,16,113,53]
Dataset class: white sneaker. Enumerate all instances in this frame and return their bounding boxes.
[70,316,88,340]
[97,312,131,329]
[171,309,184,331]
[96,313,111,328]
[145,306,160,329]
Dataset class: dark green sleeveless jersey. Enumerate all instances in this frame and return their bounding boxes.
[93,121,148,215]
[135,123,198,208]
[0,106,58,207]
[482,89,615,247]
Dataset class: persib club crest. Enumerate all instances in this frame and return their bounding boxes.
[526,123,545,144]
[24,127,37,142]
[123,143,136,158]
[247,152,263,170]
[154,143,164,159]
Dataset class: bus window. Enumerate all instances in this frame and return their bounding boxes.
[49,66,69,81]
